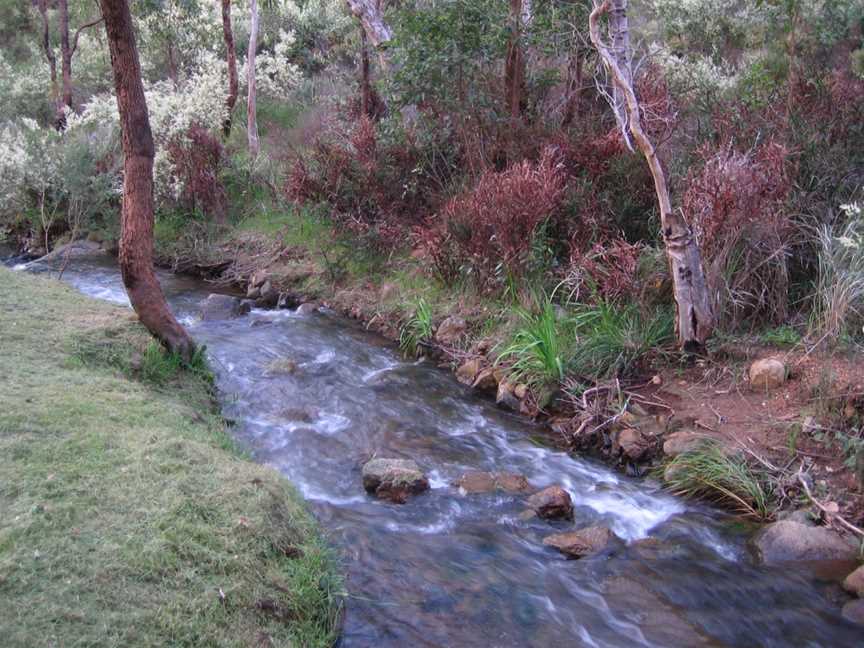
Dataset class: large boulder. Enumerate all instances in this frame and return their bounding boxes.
[543,526,622,559]
[751,520,858,564]
[199,293,251,321]
[526,486,573,520]
[749,358,786,390]
[843,565,864,598]
[39,239,103,262]
[435,316,467,345]
[362,458,429,503]
[842,599,864,625]
[453,471,532,495]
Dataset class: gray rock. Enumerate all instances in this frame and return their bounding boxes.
[526,486,573,520]
[662,430,716,457]
[751,520,858,564]
[199,293,251,321]
[39,239,103,262]
[362,458,429,503]
[435,316,467,345]
[749,358,786,390]
[297,302,319,315]
[543,526,622,559]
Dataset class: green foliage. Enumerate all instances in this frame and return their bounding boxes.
[569,301,674,379]
[760,325,802,348]
[498,296,570,387]
[663,442,773,519]
[399,298,434,357]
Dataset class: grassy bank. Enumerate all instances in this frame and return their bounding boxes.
[0,267,342,647]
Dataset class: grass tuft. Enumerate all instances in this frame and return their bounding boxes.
[498,297,570,387]
[399,297,433,357]
[662,442,772,520]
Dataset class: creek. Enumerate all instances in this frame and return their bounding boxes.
[13,253,861,647]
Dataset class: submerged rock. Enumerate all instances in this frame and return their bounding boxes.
[749,358,786,390]
[297,302,319,315]
[453,471,532,495]
[526,486,573,520]
[265,358,298,375]
[362,458,429,503]
[199,293,251,321]
[751,520,858,564]
[843,565,864,598]
[841,599,864,625]
[543,526,622,559]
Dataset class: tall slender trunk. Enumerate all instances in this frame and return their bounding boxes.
[59,0,73,113]
[98,0,195,360]
[359,26,372,117]
[221,0,238,137]
[561,49,583,128]
[247,0,260,158]
[37,0,62,128]
[504,0,526,120]
[589,0,713,349]
[345,0,392,50]
[606,0,632,148]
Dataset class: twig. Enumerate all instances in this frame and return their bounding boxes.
[797,467,864,538]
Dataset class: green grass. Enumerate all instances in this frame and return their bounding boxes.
[399,297,434,357]
[569,300,674,379]
[498,297,571,387]
[662,442,773,520]
[760,324,802,348]
[0,268,342,647]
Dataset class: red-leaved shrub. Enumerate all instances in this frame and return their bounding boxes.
[425,146,567,288]
[683,140,792,327]
[166,124,227,222]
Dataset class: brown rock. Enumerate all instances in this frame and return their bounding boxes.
[472,368,499,392]
[842,599,864,625]
[453,471,532,494]
[843,565,864,598]
[250,270,269,288]
[527,486,573,520]
[513,383,528,400]
[662,430,715,458]
[749,358,786,390]
[456,358,483,386]
[435,316,467,345]
[543,526,622,559]
[617,427,652,461]
[496,381,521,411]
[362,458,429,504]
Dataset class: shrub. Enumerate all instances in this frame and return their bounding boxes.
[683,140,793,329]
[809,201,864,341]
[427,146,566,289]
[165,124,228,222]
[662,442,772,520]
[562,238,643,302]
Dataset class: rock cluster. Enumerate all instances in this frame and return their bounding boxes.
[361,458,430,503]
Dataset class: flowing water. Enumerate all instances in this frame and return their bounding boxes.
[13,253,862,647]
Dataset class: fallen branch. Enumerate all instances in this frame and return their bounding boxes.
[796,467,864,538]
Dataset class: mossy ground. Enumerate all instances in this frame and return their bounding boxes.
[0,267,342,647]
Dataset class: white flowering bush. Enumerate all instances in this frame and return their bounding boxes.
[241,29,302,101]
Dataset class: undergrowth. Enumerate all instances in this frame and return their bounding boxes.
[399,297,434,357]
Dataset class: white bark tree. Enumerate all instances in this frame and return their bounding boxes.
[247,0,260,158]
[589,0,714,349]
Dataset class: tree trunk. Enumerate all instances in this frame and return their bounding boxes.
[247,0,260,158]
[59,0,73,113]
[98,0,195,360]
[37,0,62,128]
[504,0,526,120]
[606,0,632,148]
[345,0,392,50]
[221,0,238,137]
[561,49,583,128]
[589,0,713,349]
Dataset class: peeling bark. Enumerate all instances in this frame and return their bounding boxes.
[247,0,260,158]
[589,0,713,348]
[345,0,392,49]
[221,0,238,137]
[99,0,195,360]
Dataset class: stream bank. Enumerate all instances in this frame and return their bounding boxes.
[13,248,864,645]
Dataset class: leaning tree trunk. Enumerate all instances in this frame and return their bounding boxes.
[221,0,239,137]
[246,0,260,158]
[589,0,713,349]
[98,0,195,360]
[345,0,392,50]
